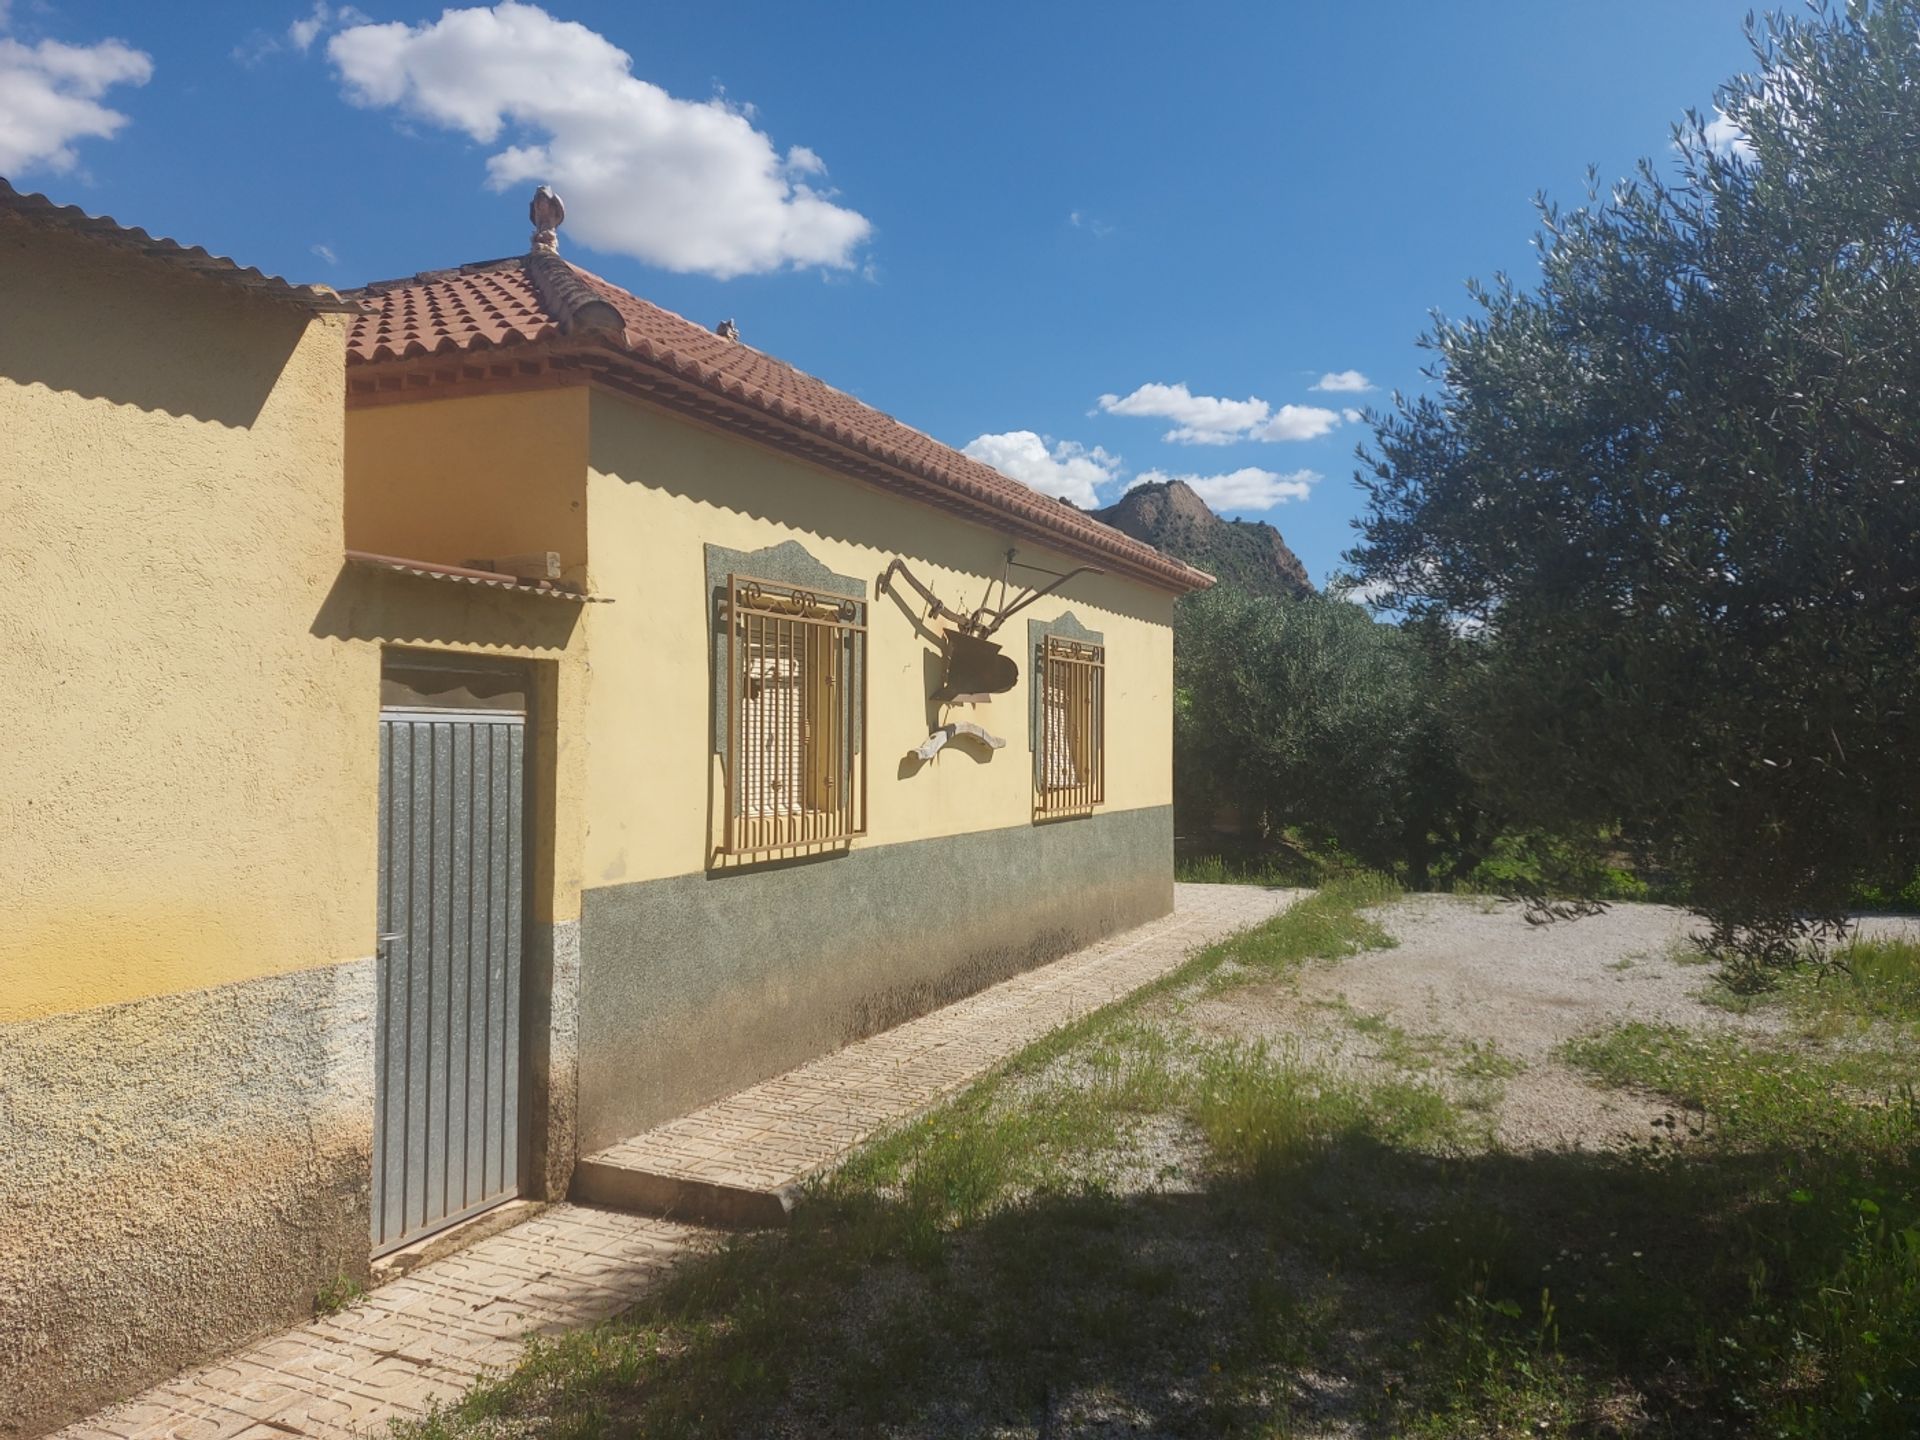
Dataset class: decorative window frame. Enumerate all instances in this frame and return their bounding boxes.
[1028,611,1106,819]
[707,541,867,859]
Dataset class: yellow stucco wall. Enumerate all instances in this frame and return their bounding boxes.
[0,223,373,1023]
[345,388,590,585]
[581,389,1177,889]
[340,387,594,926]
[310,571,591,928]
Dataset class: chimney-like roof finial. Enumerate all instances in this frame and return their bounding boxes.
[530,185,565,254]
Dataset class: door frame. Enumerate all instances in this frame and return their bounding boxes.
[372,648,538,1256]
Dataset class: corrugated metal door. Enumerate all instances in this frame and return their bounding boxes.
[373,705,526,1255]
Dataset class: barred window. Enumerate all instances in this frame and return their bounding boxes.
[1036,634,1104,816]
[722,574,866,856]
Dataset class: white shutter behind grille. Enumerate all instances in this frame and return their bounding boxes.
[742,649,803,818]
[1043,675,1078,789]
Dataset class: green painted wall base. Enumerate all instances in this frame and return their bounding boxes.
[575,805,1174,1152]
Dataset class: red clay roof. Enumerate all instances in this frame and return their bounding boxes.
[0,178,362,313]
[344,253,1211,595]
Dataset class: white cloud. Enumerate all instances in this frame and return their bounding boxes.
[1097,382,1271,445]
[1251,403,1341,442]
[290,3,332,51]
[1701,106,1755,160]
[1334,576,1392,608]
[1341,407,1363,424]
[1098,380,1344,445]
[234,3,365,66]
[325,3,871,278]
[0,31,152,174]
[1311,369,1374,393]
[961,431,1120,508]
[1129,466,1318,511]
[311,241,339,265]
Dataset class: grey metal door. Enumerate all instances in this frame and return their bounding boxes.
[373,706,526,1254]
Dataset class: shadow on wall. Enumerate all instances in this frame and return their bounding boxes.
[309,566,586,653]
[897,646,1000,780]
[587,395,1175,631]
[0,230,305,428]
[882,581,1004,781]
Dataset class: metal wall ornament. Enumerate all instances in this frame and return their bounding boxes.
[879,550,1103,704]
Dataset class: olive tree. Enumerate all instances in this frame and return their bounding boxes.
[1349,1,1920,971]
[1175,590,1482,886]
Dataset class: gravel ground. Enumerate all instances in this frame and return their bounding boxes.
[807,895,1920,1438]
[1181,895,1803,1152]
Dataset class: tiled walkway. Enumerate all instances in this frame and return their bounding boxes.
[59,883,1297,1439]
[57,1206,701,1440]
[575,882,1301,1221]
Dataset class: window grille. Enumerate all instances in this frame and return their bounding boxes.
[1036,634,1104,816]
[723,573,866,856]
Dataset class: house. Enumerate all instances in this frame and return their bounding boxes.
[0,179,1210,1434]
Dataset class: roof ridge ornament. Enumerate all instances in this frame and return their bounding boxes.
[529,185,565,254]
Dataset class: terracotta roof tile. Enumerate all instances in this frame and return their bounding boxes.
[347,263,556,361]
[0,178,362,313]
[345,254,1210,594]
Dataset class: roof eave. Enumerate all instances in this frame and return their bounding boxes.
[567,336,1210,595]
[343,334,1213,596]
[0,178,365,315]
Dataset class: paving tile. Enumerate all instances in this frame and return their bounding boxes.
[213,1382,403,1435]
[73,1399,233,1440]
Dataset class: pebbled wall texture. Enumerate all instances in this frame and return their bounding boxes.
[0,962,376,1438]
[575,805,1174,1151]
[526,919,584,1201]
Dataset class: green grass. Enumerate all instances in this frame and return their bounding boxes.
[397,888,1920,1438]
[1557,1019,1920,1435]
[1176,852,1307,886]
[1332,1004,1522,1095]
[1690,934,1920,1030]
[395,878,1408,1438]
[1183,871,1397,991]
[1798,935,1920,1030]
[1565,1022,1918,1155]
[1192,1039,1465,1174]
[313,1271,362,1317]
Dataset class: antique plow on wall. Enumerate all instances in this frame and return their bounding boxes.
[879,551,1102,704]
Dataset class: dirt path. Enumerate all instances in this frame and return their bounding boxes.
[1178,895,1787,1151]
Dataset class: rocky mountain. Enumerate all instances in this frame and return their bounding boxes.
[1091,480,1314,599]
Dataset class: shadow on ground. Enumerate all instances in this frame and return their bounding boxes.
[424,1127,1914,1438]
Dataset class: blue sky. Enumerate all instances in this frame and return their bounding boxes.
[2,1,1761,584]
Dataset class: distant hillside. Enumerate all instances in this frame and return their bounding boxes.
[1092,480,1314,599]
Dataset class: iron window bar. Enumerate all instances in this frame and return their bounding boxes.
[722,572,868,858]
[1036,634,1105,818]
